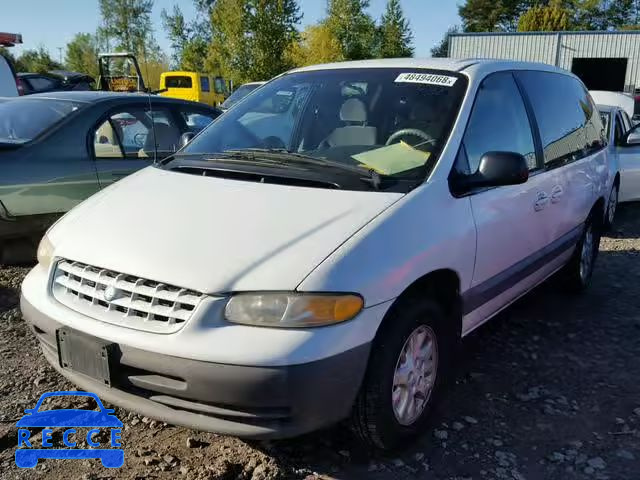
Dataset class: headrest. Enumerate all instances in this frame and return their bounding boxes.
[340,98,368,123]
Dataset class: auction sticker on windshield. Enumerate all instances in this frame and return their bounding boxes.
[395,73,458,87]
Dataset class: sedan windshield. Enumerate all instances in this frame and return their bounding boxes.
[0,98,84,144]
[181,68,467,184]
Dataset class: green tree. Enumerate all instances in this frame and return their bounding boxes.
[98,0,160,58]
[162,1,212,71]
[326,0,376,60]
[208,0,301,84]
[207,0,251,83]
[65,33,99,78]
[247,0,302,80]
[377,0,414,58]
[459,0,533,32]
[161,4,189,68]
[518,0,572,31]
[431,26,459,58]
[288,23,343,66]
[15,47,62,73]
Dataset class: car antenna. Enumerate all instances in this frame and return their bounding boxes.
[147,91,158,164]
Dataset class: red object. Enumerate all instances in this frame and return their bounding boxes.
[0,32,23,47]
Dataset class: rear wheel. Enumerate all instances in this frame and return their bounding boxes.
[350,299,455,450]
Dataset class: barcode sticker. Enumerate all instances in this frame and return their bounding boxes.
[395,73,458,87]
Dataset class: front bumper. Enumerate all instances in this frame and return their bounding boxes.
[22,294,370,439]
[20,267,378,439]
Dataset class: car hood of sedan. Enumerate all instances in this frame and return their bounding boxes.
[50,166,402,294]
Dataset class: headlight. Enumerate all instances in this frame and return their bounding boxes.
[224,293,364,328]
[36,234,55,268]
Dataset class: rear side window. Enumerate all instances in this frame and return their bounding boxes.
[0,98,84,144]
[200,76,210,92]
[165,76,192,89]
[516,71,606,167]
[460,72,537,174]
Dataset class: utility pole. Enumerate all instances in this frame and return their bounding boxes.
[57,47,63,64]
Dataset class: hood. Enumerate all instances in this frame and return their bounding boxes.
[51,167,402,294]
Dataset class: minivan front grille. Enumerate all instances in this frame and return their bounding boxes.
[52,260,204,333]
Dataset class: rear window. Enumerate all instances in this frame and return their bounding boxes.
[165,76,192,89]
[0,98,84,144]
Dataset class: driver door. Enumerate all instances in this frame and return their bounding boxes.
[91,103,181,189]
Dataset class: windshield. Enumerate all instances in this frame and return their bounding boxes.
[221,83,262,110]
[183,68,467,183]
[0,98,84,144]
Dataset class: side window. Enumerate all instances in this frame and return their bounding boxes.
[516,71,605,167]
[461,72,537,175]
[179,108,219,133]
[200,76,210,92]
[214,77,226,95]
[621,110,632,132]
[615,113,625,145]
[93,107,181,160]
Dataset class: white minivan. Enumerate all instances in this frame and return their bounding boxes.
[21,59,610,450]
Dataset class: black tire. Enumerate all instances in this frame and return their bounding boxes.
[350,298,455,451]
[562,213,601,293]
[603,183,618,232]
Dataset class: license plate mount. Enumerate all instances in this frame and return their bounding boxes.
[56,327,115,387]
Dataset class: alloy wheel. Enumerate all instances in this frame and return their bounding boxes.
[391,325,438,426]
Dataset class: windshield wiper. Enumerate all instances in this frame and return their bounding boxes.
[223,148,387,190]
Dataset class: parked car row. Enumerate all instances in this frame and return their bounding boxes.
[16,58,639,450]
[18,71,95,95]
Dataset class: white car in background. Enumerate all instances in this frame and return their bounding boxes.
[591,90,636,121]
[22,58,610,450]
[598,104,640,213]
[0,54,18,97]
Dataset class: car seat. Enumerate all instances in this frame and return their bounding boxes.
[321,98,377,147]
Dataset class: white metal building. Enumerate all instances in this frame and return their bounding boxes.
[449,31,640,93]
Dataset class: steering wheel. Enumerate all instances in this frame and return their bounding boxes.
[386,128,435,147]
[133,132,147,147]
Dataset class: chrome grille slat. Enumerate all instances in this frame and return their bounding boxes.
[52,259,204,333]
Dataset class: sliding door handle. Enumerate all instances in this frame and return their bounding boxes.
[551,185,564,203]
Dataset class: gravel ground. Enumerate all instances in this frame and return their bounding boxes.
[1,205,640,480]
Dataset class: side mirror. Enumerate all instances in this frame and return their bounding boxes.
[623,124,640,146]
[179,132,196,149]
[453,151,529,195]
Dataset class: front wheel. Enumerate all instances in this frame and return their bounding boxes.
[604,183,618,231]
[562,215,601,292]
[350,299,454,450]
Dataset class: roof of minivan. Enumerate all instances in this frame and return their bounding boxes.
[290,58,573,79]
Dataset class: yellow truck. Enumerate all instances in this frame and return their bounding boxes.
[159,71,228,107]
